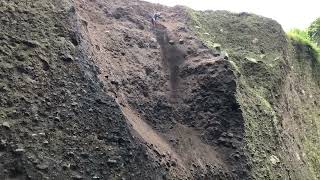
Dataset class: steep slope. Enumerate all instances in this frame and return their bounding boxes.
[0,0,167,179]
[76,0,248,179]
[1,0,320,179]
[189,10,320,179]
[285,39,320,179]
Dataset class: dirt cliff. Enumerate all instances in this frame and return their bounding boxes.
[1,0,320,179]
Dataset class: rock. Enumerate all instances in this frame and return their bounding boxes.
[61,54,74,62]
[169,40,175,45]
[36,163,49,170]
[211,49,221,57]
[15,53,27,61]
[54,116,61,121]
[68,6,76,13]
[70,164,79,171]
[227,133,234,137]
[137,41,148,48]
[153,149,161,156]
[270,155,280,165]
[232,153,240,159]
[218,137,226,143]
[0,139,7,149]
[177,26,187,32]
[179,39,184,44]
[165,166,170,171]
[149,38,158,49]
[213,43,221,51]
[252,38,259,44]
[0,83,9,92]
[221,51,229,60]
[67,151,75,158]
[80,152,89,158]
[14,148,25,154]
[204,32,210,36]
[23,40,40,48]
[62,163,71,170]
[171,160,177,167]
[72,174,83,180]
[92,175,100,179]
[95,98,108,104]
[28,154,39,164]
[195,26,201,29]
[217,137,232,147]
[2,122,10,128]
[112,7,128,20]
[186,36,194,40]
[107,159,117,165]
[110,80,119,86]
[245,57,258,63]
[150,38,157,43]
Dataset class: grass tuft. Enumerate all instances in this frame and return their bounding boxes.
[308,18,320,46]
[287,28,320,59]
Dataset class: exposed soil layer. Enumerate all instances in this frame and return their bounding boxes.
[189,9,320,180]
[1,0,320,179]
[76,0,248,179]
[0,0,166,179]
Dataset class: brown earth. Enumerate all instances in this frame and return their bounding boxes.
[76,0,247,179]
[1,0,319,180]
[0,0,247,179]
[1,0,166,179]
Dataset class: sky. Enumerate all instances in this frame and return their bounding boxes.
[143,0,319,31]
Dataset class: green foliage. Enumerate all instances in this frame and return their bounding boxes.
[288,29,311,43]
[287,28,320,59]
[308,18,320,45]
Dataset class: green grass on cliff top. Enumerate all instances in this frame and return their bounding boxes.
[287,28,320,60]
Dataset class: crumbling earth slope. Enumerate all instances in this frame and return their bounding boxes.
[1,0,320,180]
[76,0,249,179]
[0,0,167,179]
[189,9,320,180]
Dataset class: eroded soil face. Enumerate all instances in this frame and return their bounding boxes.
[2,0,320,179]
[76,0,248,179]
[1,0,250,179]
[0,0,166,179]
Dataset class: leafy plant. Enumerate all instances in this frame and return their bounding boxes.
[287,28,320,59]
[308,18,320,46]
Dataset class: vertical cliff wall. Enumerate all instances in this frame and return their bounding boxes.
[189,10,320,180]
[1,0,320,179]
[0,1,167,179]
